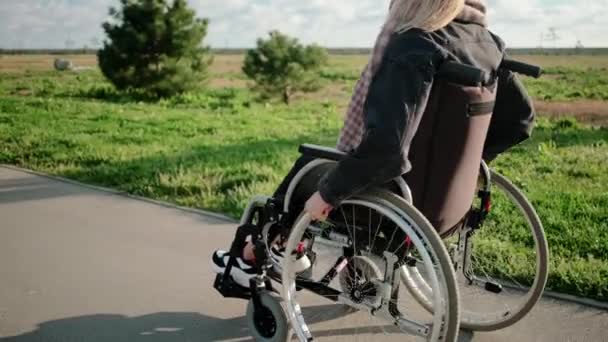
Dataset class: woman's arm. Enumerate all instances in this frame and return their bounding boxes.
[317,48,439,207]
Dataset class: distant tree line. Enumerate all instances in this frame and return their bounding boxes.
[3,48,608,56]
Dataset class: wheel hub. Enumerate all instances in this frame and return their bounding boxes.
[349,281,377,304]
[254,307,277,338]
[350,288,364,303]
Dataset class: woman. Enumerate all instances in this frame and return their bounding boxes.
[212,0,535,287]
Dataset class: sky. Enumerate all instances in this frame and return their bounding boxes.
[1,0,607,49]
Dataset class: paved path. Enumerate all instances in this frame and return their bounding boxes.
[0,166,606,342]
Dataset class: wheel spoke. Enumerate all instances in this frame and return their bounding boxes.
[369,214,383,255]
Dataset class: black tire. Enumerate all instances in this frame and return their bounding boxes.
[398,172,549,332]
[246,292,290,342]
[460,171,548,331]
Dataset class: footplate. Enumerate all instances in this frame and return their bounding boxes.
[213,273,252,300]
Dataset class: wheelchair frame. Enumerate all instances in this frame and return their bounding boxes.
[214,151,548,339]
[212,58,547,341]
[214,156,457,341]
[214,154,471,341]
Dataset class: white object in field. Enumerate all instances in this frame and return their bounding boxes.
[54,58,74,71]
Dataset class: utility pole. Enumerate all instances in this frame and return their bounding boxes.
[90,37,100,48]
[65,37,76,50]
[545,27,560,48]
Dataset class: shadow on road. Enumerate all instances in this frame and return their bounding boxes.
[0,175,86,205]
[0,312,251,342]
[0,305,410,342]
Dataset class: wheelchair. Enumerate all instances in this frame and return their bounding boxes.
[215,156,461,341]
[213,60,548,341]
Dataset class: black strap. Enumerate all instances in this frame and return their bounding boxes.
[467,101,496,117]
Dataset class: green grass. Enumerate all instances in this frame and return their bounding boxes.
[0,78,342,216]
[522,66,608,101]
[319,56,608,101]
[490,119,608,299]
[469,119,608,300]
[1,58,607,301]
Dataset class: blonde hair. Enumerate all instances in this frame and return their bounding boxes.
[388,0,465,33]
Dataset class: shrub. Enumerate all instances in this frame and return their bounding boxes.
[243,31,328,104]
[98,0,212,97]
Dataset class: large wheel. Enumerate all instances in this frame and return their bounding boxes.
[401,171,549,331]
[281,189,460,342]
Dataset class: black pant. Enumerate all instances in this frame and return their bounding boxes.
[270,156,408,255]
[272,156,317,200]
[266,156,318,241]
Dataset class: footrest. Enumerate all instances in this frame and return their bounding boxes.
[213,273,252,300]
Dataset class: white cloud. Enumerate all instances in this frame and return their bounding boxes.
[0,0,116,48]
[487,0,608,47]
[0,0,606,49]
[190,0,390,47]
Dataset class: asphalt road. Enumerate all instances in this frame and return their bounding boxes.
[1,166,606,342]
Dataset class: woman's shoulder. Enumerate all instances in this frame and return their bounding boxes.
[388,29,443,54]
[384,29,447,65]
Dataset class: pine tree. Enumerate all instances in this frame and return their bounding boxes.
[98,0,211,97]
[243,31,328,104]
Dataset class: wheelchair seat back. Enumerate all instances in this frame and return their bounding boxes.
[405,79,497,236]
[297,60,542,237]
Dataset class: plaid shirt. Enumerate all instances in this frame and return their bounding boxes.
[337,17,399,152]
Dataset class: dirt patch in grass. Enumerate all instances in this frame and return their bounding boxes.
[208,77,247,89]
[537,100,608,127]
[0,54,98,73]
[0,54,244,74]
[3,54,606,128]
[510,54,608,69]
[210,54,244,74]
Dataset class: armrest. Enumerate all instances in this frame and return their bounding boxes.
[299,144,347,161]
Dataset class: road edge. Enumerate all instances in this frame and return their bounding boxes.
[0,164,237,224]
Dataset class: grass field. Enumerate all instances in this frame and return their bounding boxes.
[0,54,607,301]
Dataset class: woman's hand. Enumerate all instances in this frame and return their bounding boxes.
[305,192,333,221]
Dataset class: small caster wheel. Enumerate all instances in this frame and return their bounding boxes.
[246,291,289,341]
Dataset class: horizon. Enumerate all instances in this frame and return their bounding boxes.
[2,47,608,52]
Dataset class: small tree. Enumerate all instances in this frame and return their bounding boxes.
[98,0,211,97]
[243,31,328,104]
